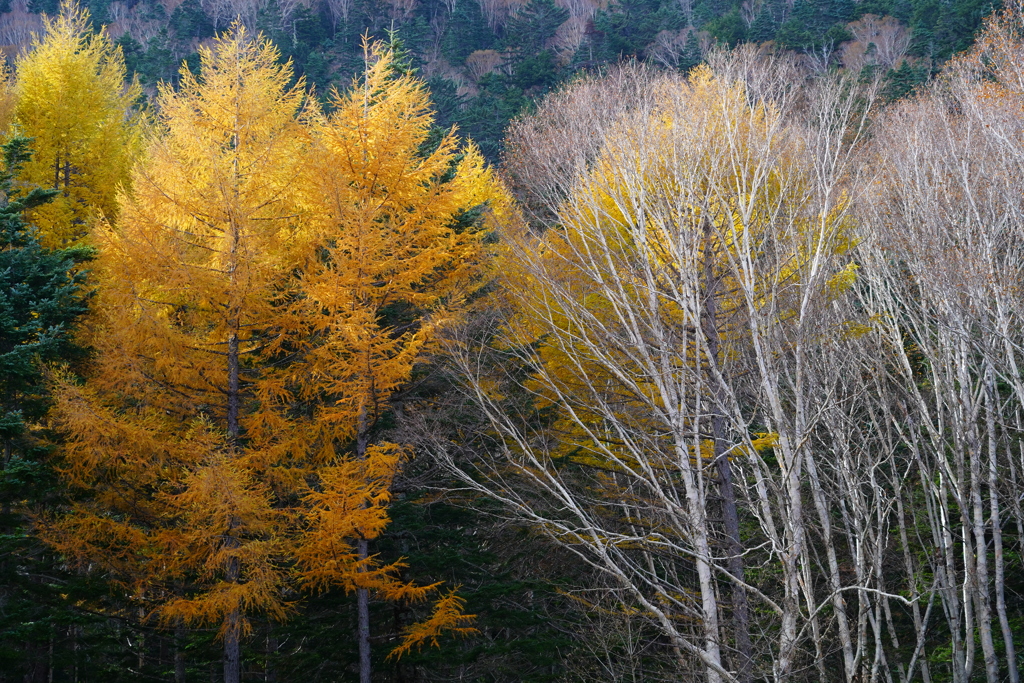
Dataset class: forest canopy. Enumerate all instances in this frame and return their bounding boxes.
[2,0,1024,681]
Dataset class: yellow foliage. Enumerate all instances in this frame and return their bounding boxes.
[13,0,142,247]
[498,65,854,482]
[0,64,17,135]
[46,29,500,648]
[749,432,779,452]
[388,590,478,659]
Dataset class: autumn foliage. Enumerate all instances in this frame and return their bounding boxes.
[41,24,500,673]
[13,1,141,247]
[9,0,1024,679]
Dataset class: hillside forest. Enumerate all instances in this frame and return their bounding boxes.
[3,0,1024,680]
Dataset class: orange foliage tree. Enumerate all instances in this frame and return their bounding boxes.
[44,27,501,683]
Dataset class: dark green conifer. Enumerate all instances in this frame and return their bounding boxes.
[0,135,91,681]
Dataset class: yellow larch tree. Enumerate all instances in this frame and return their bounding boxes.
[13,0,142,247]
[0,63,17,135]
[293,41,503,682]
[44,28,500,683]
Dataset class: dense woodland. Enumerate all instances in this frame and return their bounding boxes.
[0,0,992,159]
[1,0,1024,680]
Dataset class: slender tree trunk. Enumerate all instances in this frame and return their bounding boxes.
[71,625,78,683]
[357,541,371,683]
[959,344,998,683]
[804,448,856,681]
[266,626,278,683]
[227,330,240,440]
[773,433,806,680]
[223,326,242,683]
[714,447,751,683]
[895,476,932,683]
[702,218,751,683]
[175,622,187,683]
[939,466,967,683]
[985,363,1018,683]
[224,556,241,683]
[798,542,827,681]
[356,416,372,683]
[137,608,146,674]
[224,105,243,680]
[223,628,242,683]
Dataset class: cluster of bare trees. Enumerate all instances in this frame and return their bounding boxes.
[418,3,1024,681]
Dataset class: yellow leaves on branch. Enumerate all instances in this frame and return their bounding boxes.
[388,590,478,659]
[497,63,855,476]
[296,442,409,593]
[45,26,500,652]
[14,0,142,247]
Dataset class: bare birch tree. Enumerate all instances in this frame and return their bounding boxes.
[430,48,883,682]
[420,8,1024,677]
[854,20,1024,678]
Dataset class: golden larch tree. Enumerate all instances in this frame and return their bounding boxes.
[13,0,142,247]
[45,28,499,683]
[293,41,503,682]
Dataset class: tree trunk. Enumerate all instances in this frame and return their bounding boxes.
[702,218,751,683]
[804,448,856,681]
[356,415,372,683]
[959,345,998,683]
[224,119,243,676]
[175,622,187,683]
[985,363,1018,683]
[358,543,371,683]
[266,627,278,683]
[222,325,243,683]
[713,415,751,683]
[224,554,241,683]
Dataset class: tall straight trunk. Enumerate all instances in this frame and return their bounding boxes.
[266,627,278,683]
[798,542,827,681]
[959,344,998,683]
[356,415,372,683]
[71,625,78,683]
[357,542,371,683]
[895,478,932,683]
[772,434,807,680]
[224,114,243,682]
[137,608,146,674]
[985,363,1018,683]
[224,328,242,683]
[713,443,751,683]
[224,554,241,683]
[227,330,240,440]
[804,447,856,681]
[702,219,751,683]
[686,477,724,683]
[175,622,187,683]
[938,467,968,683]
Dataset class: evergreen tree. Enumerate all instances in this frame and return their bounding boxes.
[0,135,91,682]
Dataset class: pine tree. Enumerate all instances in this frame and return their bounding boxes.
[13,0,142,248]
[44,27,500,683]
[0,135,91,682]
